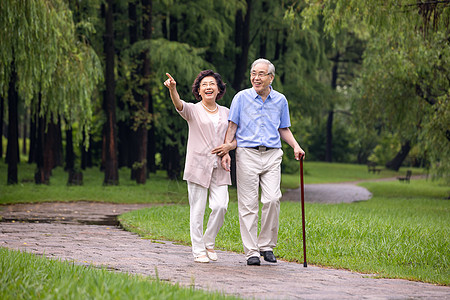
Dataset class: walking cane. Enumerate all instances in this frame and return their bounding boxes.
[299,157,307,267]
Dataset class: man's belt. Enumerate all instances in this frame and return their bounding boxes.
[249,146,277,151]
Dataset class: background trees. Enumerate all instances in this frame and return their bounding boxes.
[300,0,449,177]
[1,0,448,185]
[1,0,102,184]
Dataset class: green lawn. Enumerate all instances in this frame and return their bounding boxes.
[1,160,448,298]
[119,179,449,286]
[0,248,240,300]
[0,162,190,204]
[0,160,420,204]
[281,161,426,188]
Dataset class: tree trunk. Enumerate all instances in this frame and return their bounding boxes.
[35,117,62,184]
[22,109,28,155]
[6,61,19,184]
[65,128,75,171]
[116,1,136,169]
[232,0,252,91]
[385,140,411,171]
[0,95,4,158]
[164,143,182,180]
[274,30,281,61]
[229,0,252,186]
[259,32,267,58]
[325,52,340,162]
[43,121,60,180]
[258,1,268,59]
[147,125,156,173]
[160,12,182,180]
[128,0,139,181]
[35,92,45,184]
[80,131,92,170]
[134,0,153,184]
[146,12,157,175]
[28,115,36,164]
[129,131,138,180]
[280,29,288,83]
[102,0,119,185]
[118,121,131,168]
[66,127,83,186]
[169,14,178,42]
[54,118,63,167]
[325,110,334,162]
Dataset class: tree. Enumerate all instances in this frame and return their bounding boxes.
[102,0,119,185]
[233,0,252,92]
[0,96,4,158]
[325,34,364,162]
[6,60,18,184]
[0,0,102,184]
[301,0,450,177]
[132,0,153,184]
[145,0,246,179]
[65,127,75,171]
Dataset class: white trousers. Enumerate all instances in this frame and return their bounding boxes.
[187,169,229,258]
[236,147,283,259]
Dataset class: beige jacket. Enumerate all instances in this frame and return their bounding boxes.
[177,100,231,188]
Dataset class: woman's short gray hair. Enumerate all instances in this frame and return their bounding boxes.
[251,58,275,77]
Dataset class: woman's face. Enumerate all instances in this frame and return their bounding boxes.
[198,76,219,102]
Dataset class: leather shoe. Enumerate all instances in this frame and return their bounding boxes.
[247,256,260,266]
[260,251,277,263]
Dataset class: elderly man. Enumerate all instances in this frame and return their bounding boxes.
[217,58,305,265]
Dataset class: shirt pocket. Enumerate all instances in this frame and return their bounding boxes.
[188,150,211,170]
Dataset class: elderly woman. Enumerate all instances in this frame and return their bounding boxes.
[164,70,235,263]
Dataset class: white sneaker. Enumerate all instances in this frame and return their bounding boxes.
[206,249,218,261]
[194,255,210,263]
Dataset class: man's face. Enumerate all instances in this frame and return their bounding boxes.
[250,63,273,96]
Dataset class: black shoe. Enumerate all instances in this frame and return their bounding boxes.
[247,256,261,266]
[260,251,277,263]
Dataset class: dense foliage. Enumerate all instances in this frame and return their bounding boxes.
[1,0,448,184]
[0,0,102,140]
[299,0,450,178]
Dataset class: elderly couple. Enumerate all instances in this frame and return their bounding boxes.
[163,58,305,265]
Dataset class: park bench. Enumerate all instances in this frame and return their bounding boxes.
[397,170,412,183]
[367,162,382,174]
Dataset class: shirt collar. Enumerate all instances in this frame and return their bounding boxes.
[251,85,273,101]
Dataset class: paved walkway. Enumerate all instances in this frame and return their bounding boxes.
[1,199,449,299]
[282,184,372,203]
[282,175,428,203]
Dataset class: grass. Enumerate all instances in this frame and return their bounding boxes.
[119,179,450,286]
[0,160,416,204]
[0,248,240,300]
[0,162,190,204]
[281,161,425,188]
[1,160,448,293]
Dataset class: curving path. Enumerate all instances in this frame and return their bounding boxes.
[282,175,428,203]
[282,183,372,203]
[1,198,448,299]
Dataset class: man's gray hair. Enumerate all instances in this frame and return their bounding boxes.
[251,58,275,76]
